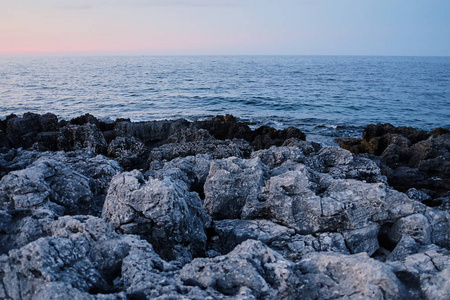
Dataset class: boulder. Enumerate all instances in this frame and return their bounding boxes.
[180,240,300,299]
[58,124,107,154]
[102,170,211,261]
[297,251,409,299]
[203,157,268,220]
[107,136,147,170]
[0,150,121,216]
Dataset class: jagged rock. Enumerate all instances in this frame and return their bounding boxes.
[342,222,380,255]
[388,213,432,245]
[309,146,386,183]
[148,154,212,199]
[107,136,147,170]
[102,170,211,261]
[197,114,253,141]
[424,209,450,249]
[0,150,121,216]
[148,138,252,163]
[58,124,107,154]
[252,146,308,169]
[251,126,306,150]
[297,251,409,299]
[337,123,450,202]
[210,219,349,260]
[179,240,300,299]
[388,249,450,300]
[197,115,306,150]
[33,282,127,300]
[5,113,59,149]
[0,209,56,255]
[113,119,192,146]
[0,130,11,153]
[203,157,269,220]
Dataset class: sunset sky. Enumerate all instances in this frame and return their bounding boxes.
[1,0,449,56]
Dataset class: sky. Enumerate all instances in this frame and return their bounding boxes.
[0,0,449,56]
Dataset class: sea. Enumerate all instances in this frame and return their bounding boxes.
[0,55,449,144]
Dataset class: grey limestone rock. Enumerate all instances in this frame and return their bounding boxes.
[210,219,349,260]
[102,170,211,261]
[0,150,121,216]
[204,157,269,220]
[179,239,300,299]
[297,251,409,299]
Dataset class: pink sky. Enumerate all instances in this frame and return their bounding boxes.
[1,0,449,56]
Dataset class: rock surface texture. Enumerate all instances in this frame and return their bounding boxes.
[0,113,449,299]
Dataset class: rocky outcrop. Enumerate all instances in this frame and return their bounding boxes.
[1,113,449,299]
[337,123,450,208]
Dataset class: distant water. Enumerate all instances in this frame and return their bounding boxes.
[0,55,449,144]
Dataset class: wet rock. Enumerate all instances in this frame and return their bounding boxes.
[251,126,306,150]
[58,124,107,154]
[113,119,192,146]
[107,136,147,170]
[203,157,268,220]
[337,123,450,202]
[148,138,252,163]
[5,113,59,149]
[102,170,211,261]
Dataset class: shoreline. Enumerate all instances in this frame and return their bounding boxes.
[1,112,449,299]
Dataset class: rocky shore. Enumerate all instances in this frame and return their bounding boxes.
[0,113,449,299]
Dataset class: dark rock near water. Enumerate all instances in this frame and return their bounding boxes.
[337,123,450,207]
[1,113,449,299]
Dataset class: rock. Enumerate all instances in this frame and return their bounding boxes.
[102,170,211,261]
[342,222,380,255]
[197,114,253,141]
[424,209,450,249]
[0,150,121,216]
[203,157,268,220]
[210,219,349,260]
[0,209,56,255]
[148,138,252,163]
[252,146,308,169]
[58,124,107,154]
[309,146,386,183]
[33,282,127,300]
[0,130,11,153]
[337,123,450,203]
[251,126,306,150]
[297,251,409,299]
[197,115,306,150]
[180,240,300,299]
[388,213,432,245]
[149,154,212,199]
[107,136,147,170]
[113,119,192,146]
[389,249,450,300]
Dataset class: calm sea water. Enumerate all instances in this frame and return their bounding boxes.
[0,56,449,143]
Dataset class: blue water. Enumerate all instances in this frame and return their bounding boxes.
[0,56,449,142]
